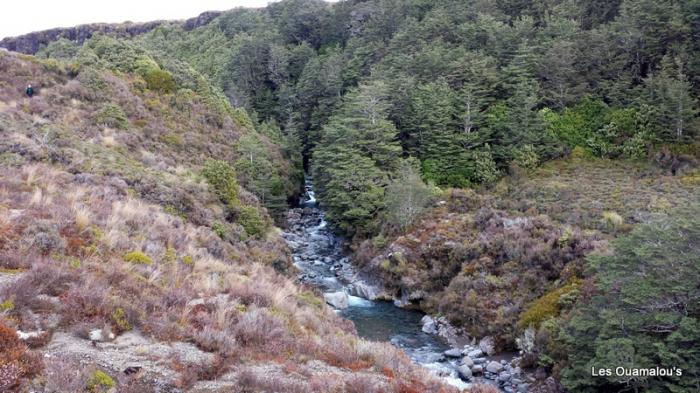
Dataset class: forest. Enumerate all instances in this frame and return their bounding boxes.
[1,0,698,392]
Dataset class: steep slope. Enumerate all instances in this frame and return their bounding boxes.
[0,50,455,392]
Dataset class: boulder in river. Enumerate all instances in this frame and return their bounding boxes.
[467,348,483,358]
[444,348,462,358]
[420,315,438,334]
[323,291,349,309]
[486,360,504,373]
[457,364,472,380]
[461,356,474,368]
[479,336,496,356]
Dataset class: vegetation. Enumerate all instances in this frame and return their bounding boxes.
[2,0,699,390]
[122,250,153,266]
[128,0,700,240]
[94,103,129,130]
[0,45,451,391]
[0,319,42,391]
[201,159,240,206]
[86,370,115,392]
[559,204,700,392]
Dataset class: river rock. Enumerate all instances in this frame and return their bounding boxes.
[457,364,472,380]
[444,348,462,358]
[461,356,474,368]
[498,371,512,383]
[472,357,486,364]
[323,291,349,309]
[421,321,437,334]
[486,361,504,373]
[471,365,483,374]
[467,349,483,358]
[517,383,529,393]
[349,281,379,300]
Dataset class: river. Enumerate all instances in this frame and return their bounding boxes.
[282,179,471,390]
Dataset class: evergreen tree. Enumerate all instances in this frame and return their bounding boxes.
[312,81,401,237]
[643,55,698,141]
[384,158,433,233]
[559,204,700,392]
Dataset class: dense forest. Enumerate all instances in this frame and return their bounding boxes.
[1,0,699,392]
[126,0,700,238]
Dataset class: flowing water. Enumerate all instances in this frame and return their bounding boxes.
[282,179,470,389]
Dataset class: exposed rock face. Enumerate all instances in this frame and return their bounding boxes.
[0,11,221,54]
[0,21,165,54]
[183,11,223,30]
[479,336,496,356]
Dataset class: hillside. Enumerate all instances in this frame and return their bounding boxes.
[0,50,458,392]
[1,0,700,392]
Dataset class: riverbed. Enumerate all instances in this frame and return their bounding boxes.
[282,179,470,389]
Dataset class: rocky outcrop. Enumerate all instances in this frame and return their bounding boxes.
[323,291,349,309]
[0,21,165,54]
[183,11,223,31]
[0,11,221,54]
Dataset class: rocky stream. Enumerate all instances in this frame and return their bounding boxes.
[282,180,530,392]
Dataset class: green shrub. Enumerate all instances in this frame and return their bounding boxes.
[472,150,499,183]
[143,68,176,93]
[202,159,239,205]
[518,280,581,330]
[601,211,623,231]
[94,103,129,130]
[123,251,153,265]
[161,133,183,146]
[0,299,15,311]
[182,255,194,266]
[211,221,227,239]
[512,144,540,170]
[622,130,653,158]
[238,206,267,238]
[110,307,131,333]
[87,370,115,392]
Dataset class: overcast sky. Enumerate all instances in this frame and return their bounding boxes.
[0,1,280,40]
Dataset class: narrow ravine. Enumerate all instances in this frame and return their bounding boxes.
[282,179,471,389]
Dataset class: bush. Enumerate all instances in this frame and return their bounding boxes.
[0,319,42,391]
[211,221,227,239]
[512,144,540,170]
[201,160,239,206]
[94,103,129,130]
[143,68,176,94]
[472,149,499,183]
[122,251,153,265]
[238,206,267,238]
[517,280,580,330]
[601,211,623,231]
[86,370,115,392]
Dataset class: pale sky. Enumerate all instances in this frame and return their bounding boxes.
[0,1,279,40]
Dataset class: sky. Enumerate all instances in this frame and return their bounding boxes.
[0,1,277,40]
